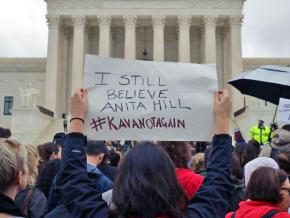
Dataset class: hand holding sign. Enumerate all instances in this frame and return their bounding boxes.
[214,89,231,135]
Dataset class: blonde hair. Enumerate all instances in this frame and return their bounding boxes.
[25,145,40,186]
[0,138,27,193]
[191,153,205,172]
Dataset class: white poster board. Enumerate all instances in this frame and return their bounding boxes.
[277,98,290,123]
[84,55,217,141]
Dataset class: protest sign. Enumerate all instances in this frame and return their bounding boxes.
[277,98,290,123]
[84,55,217,141]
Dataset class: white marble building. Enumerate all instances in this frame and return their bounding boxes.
[0,0,289,143]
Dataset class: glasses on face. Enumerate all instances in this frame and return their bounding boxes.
[281,188,290,195]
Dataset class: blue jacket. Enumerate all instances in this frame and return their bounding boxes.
[59,133,233,218]
[86,162,113,192]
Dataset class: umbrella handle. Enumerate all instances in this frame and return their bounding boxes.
[272,105,278,123]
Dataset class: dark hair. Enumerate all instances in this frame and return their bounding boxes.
[0,127,11,138]
[234,143,257,167]
[248,139,261,156]
[282,124,290,132]
[276,148,290,174]
[231,153,243,180]
[245,167,288,204]
[37,142,54,170]
[108,151,121,167]
[86,140,108,156]
[112,141,185,218]
[36,159,60,198]
[158,141,190,168]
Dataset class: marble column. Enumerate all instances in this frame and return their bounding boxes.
[229,15,243,77]
[152,15,165,61]
[178,15,192,63]
[222,27,229,87]
[98,15,111,57]
[45,15,60,113]
[124,15,137,60]
[228,15,244,113]
[203,15,217,64]
[71,16,86,95]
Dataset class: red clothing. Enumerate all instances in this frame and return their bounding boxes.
[176,168,204,200]
[225,200,290,218]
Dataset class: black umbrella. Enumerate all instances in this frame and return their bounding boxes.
[229,65,290,105]
[229,65,290,122]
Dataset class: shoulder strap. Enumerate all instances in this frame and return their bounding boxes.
[21,187,33,216]
[231,212,235,218]
[261,210,280,218]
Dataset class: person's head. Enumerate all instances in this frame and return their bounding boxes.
[244,157,279,187]
[108,150,121,167]
[25,145,40,186]
[0,127,11,138]
[158,141,191,168]
[191,153,205,172]
[52,133,65,159]
[282,124,290,132]
[86,140,108,166]
[0,139,28,199]
[234,142,257,167]
[248,139,261,156]
[231,153,243,180]
[246,167,290,212]
[275,148,290,176]
[37,142,54,169]
[36,159,60,198]
[112,141,185,217]
[258,120,265,129]
[271,127,290,149]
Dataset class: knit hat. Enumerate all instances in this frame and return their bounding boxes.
[244,157,279,187]
[271,129,290,149]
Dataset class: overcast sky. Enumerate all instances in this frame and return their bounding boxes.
[0,0,289,58]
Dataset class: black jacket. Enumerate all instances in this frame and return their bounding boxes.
[15,186,47,218]
[0,193,25,217]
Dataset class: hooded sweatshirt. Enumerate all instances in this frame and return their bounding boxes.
[225,200,290,218]
[176,168,204,200]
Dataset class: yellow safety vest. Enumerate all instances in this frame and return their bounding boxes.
[249,125,271,145]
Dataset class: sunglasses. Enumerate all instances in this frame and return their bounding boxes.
[281,188,290,195]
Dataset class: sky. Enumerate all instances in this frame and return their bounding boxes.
[0,0,289,58]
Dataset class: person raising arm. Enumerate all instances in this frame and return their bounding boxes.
[59,88,233,218]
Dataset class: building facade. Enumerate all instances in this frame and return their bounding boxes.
[0,0,289,143]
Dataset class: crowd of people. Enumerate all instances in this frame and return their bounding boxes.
[0,88,290,218]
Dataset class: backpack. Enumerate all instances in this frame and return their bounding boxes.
[231,210,280,218]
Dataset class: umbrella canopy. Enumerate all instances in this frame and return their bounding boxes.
[228,65,290,105]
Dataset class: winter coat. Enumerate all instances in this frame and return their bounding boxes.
[98,163,118,182]
[226,200,290,218]
[45,163,113,217]
[176,168,203,200]
[59,133,233,218]
[0,193,25,218]
[227,178,245,212]
[15,187,47,218]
